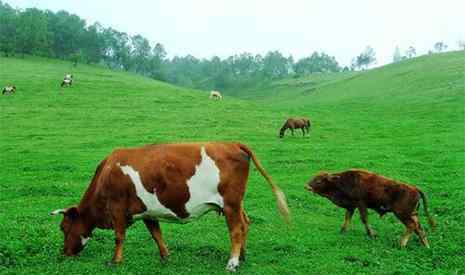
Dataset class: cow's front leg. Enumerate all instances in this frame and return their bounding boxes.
[301,128,305,136]
[341,208,355,233]
[224,205,244,272]
[143,219,170,262]
[112,221,127,264]
[358,206,377,238]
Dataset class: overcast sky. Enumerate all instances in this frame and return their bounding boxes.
[5,0,464,66]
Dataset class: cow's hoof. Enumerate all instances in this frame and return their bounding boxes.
[226,257,239,272]
[368,230,378,239]
[340,227,349,234]
[106,260,122,267]
[160,255,170,265]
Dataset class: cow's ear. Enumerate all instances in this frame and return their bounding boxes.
[50,209,66,216]
[65,207,79,220]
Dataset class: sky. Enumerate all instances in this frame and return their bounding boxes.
[4,0,465,66]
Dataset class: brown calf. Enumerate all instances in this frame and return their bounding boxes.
[306,169,435,248]
[279,118,311,138]
[51,142,289,271]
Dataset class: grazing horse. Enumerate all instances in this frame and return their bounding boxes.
[210,90,222,100]
[279,118,311,138]
[2,85,16,95]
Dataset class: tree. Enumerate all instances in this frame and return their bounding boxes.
[405,46,416,59]
[16,8,49,56]
[353,46,376,70]
[458,40,465,50]
[80,23,105,64]
[392,46,402,63]
[433,41,448,53]
[0,2,17,56]
[131,34,151,74]
[262,51,292,79]
[148,43,167,80]
[294,51,340,75]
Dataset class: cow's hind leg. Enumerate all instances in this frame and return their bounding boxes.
[224,204,245,272]
[358,205,377,238]
[143,219,170,262]
[240,209,250,261]
[341,208,355,233]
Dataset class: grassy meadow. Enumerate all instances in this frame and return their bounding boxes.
[1,52,464,274]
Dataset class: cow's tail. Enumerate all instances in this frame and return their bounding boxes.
[418,189,436,230]
[238,144,290,224]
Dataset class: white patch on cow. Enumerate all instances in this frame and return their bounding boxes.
[118,146,223,223]
[185,147,223,218]
[80,236,90,246]
[226,256,239,272]
[119,164,178,221]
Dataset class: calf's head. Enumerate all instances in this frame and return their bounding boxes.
[306,172,340,196]
[51,207,90,256]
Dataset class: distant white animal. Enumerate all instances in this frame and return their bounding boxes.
[61,74,73,87]
[2,85,16,95]
[210,90,222,100]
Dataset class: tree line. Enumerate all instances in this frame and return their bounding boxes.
[0,2,348,91]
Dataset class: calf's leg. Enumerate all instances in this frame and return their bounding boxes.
[358,205,377,238]
[412,215,430,248]
[398,214,430,248]
[143,219,170,261]
[224,205,245,272]
[341,208,355,233]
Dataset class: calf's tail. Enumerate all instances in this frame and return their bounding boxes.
[238,144,290,224]
[418,189,436,230]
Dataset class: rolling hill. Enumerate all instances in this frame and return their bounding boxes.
[1,51,464,274]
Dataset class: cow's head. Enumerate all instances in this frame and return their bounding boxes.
[306,172,340,196]
[51,207,90,256]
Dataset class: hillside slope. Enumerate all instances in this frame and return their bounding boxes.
[1,53,464,274]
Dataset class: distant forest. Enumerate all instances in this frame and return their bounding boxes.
[0,1,344,90]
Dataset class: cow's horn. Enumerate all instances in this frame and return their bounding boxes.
[50,209,66,216]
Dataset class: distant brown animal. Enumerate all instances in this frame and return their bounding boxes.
[51,142,290,272]
[279,118,311,138]
[306,169,436,248]
[2,85,16,95]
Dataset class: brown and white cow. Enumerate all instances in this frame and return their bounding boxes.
[209,90,222,100]
[51,142,289,271]
[61,74,73,87]
[279,118,311,138]
[2,85,16,95]
[306,169,435,248]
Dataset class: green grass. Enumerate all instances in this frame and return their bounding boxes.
[1,51,464,274]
